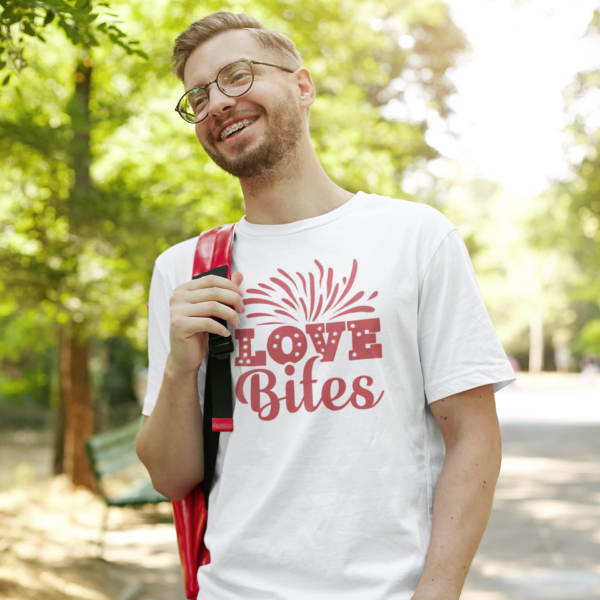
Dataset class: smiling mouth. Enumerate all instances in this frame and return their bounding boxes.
[219,118,256,142]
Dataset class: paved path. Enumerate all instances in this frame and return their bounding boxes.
[463,374,600,599]
[496,373,600,424]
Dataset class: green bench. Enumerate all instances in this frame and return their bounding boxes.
[85,415,170,553]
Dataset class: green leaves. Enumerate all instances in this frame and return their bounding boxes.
[0,0,467,402]
[22,21,36,36]
[0,0,148,77]
[44,9,56,26]
[528,8,600,358]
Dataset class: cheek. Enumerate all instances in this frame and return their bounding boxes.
[195,123,211,146]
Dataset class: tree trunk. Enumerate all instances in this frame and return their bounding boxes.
[53,49,97,490]
[59,323,96,490]
[69,48,93,221]
[53,388,66,476]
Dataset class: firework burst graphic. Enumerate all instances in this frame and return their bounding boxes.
[243,259,379,326]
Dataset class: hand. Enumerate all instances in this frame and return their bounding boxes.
[167,271,244,376]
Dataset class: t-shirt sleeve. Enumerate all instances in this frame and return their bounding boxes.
[142,264,207,416]
[142,265,172,416]
[417,229,515,404]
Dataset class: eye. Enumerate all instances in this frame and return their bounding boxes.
[220,63,252,88]
[189,88,207,108]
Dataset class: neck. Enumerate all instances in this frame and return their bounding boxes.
[239,136,353,225]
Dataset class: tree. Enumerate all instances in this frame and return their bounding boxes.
[0,0,146,488]
[0,0,147,84]
[0,0,467,487]
[442,175,580,371]
[529,8,600,360]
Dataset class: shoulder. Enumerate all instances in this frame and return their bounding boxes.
[354,192,457,245]
[154,236,199,290]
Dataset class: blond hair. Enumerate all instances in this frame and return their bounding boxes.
[172,12,302,83]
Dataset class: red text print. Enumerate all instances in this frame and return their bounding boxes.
[235,329,266,367]
[235,319,382,366]
[235,357,384,421]
[267,326,308,364]
[348,319,382,361]
[234,261,385,422]
[305,322,346,362]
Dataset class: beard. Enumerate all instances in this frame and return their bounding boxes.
[201,91,303,180]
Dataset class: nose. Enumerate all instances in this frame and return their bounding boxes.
[207,85,237,118]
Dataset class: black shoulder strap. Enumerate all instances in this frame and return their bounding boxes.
[192,225,237,508]
[202,366,220,507]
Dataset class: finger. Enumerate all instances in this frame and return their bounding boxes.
[179,287,245,315]
[181,274,243,297]
[181,300,241,329]
[176,316,231,338]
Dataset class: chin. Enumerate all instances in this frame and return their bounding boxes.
[208,139,281,179]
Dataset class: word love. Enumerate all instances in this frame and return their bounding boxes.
[234,319,384,421]
[234,318,383,367]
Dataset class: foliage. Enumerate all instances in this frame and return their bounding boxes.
[98,336,140,407]
[0,0,467,404]
[443,175,580,369]
[0,0,147,85]
[528,8,600,356]
[0,310,54,404]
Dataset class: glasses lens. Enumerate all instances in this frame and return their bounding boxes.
[218,61,253,97]
[179,87,209,123]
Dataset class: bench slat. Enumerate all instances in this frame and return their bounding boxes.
[86,417,168,508]
[86,417,142,452]
[94,449,140,477]
[92,441,140,467]
[108,478,169,507]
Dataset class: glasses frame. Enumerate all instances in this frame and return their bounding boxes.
[175,59,296,124]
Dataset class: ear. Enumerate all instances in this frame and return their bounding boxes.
[296,67,316,110]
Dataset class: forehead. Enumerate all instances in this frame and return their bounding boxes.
[183,29,274,90]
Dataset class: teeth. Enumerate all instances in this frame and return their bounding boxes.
[220,119,254,141]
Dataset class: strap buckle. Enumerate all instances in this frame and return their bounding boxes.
[208,332,234,359]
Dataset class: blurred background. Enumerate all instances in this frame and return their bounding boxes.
[1,0,600,598]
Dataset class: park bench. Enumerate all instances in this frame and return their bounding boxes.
[85,415,169,554]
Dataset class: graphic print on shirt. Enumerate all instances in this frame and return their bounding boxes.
[234,259,385,421]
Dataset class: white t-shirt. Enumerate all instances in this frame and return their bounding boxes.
[143,191,515,600]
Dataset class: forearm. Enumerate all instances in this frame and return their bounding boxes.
[135,356,204,501]
[413,430,501,599]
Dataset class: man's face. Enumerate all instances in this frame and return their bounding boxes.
[183,30,304,180]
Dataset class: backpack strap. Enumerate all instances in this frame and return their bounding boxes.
[192,223,237,506]
[192,224,236,280]
[193,225,236,358]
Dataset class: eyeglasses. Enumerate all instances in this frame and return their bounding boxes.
[175,59,295,124]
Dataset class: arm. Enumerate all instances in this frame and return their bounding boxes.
[412,384,501,600]
[135,271,244,501]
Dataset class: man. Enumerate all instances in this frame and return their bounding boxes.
[136,12,515,600]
